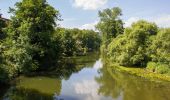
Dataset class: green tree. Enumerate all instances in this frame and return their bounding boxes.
[108,20,158,67]
[56,28,76,56]
[96,7,124,45]
[147,28,170,74]
[1,0,61,77]
[56,28,101,56]
[150,28,170,64]
[81,30,101,51]
[73,29,101,53]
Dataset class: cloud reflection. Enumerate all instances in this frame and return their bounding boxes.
[74,79,100,100]
[93,59,103,69]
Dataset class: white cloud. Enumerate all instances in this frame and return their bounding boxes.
[72,0,108,10]
[80,21,98,30]
[125,15,170,28]
[152,15,170,27]
[59,18,98,30]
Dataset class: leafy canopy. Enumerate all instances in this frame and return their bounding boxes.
[96,7,124,44]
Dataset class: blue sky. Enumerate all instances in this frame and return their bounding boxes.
[0,0,170,30]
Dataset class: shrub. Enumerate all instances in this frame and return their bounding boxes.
[147,62,170,74]
[108,20,158,67]
[146,62,157,72]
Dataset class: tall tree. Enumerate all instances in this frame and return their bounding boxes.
[2,0,61,76]
[96,7,124,45]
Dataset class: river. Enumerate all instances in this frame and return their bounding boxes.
[0,53,170,100]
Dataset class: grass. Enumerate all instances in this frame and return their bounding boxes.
[110,64,170,82]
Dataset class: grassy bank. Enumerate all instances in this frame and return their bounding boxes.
[109,64,170,82]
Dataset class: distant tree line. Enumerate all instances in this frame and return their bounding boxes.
[55,28,101,56]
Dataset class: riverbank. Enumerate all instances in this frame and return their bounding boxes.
[109,64,170,82]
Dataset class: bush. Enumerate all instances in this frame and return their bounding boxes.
[108,20,158,67]
[156,63,170,74]
[147,62,170,74]
[150,28,170,66]
[146,62,157,72]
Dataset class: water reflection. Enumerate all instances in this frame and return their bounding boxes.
[96,60,170,100]
[71,59,103,100]
[93,59,103,69]
[1,53,170,100]
[58,58,111,100]
[74,80,99,100]
[1,52,103,100]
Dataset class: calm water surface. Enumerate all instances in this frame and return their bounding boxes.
[1,53,170,100]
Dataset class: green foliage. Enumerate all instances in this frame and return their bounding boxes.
[95,7,170,75]
[106,19,170,75]
[0,0,62,83]
[108,20,158,67]
[56,28,76,56]
[156,64,170,74]
[150,28,170,65]
[146,29,170,74]
[146,62,157,72]
[56,28,101,56]
[73,29,101,53]
[96,7,124,45]
[0,0,101,83]
[147,62,170,74]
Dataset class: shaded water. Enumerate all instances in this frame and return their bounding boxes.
[1,53,170,100]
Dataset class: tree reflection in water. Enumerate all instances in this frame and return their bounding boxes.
[96,59,170,100]
[1,52,99,100]
[2,52,170,100]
